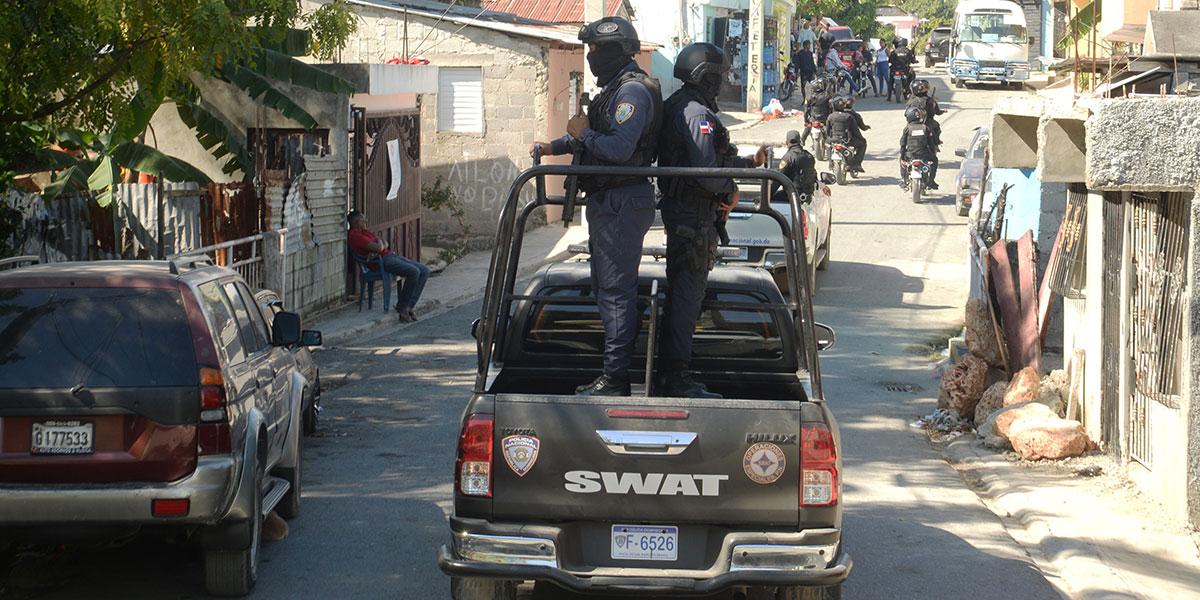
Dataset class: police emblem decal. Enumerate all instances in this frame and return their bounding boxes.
[614,102,636,124]
[596,22,619,33]
[742,442,785,484]
[502,435,540,477]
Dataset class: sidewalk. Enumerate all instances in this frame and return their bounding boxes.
[941,434,1200,599]
[313,223,587,347]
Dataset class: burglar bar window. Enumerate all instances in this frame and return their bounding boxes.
[1048,184,1088,298]
[437,67,484,133]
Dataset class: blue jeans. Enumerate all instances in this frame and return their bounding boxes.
[876,62,890,95]
[381,254,430,309]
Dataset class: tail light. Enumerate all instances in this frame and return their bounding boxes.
[456,414,494,497]
[800,422,838,507]
[800,210,810,240]
[198,367,232,455]
[963,193,976,206]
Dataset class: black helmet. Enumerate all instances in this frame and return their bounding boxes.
[905,106,926,123]
[893,36,902,47]
[911,79,930,95]
[673,42,729,86]
[811,77,828,94]
[898,38,909,48]
[831,96,852,111]
[578,16,640,55]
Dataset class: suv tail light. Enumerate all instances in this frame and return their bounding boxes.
[800,210,810,240]
[198,367,232,455]
[456,414,494,497]
[800,422,838,507]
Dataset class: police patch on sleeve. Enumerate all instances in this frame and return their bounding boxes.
[614,102,636,125]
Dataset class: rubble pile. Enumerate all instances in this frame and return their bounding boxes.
[931,346,1092,460]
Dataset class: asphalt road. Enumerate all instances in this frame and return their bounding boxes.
[2,69,1063,600]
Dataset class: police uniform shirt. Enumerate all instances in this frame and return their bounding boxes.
[669,93,754,199]
[900,123,936,160]
[550,63,655,162]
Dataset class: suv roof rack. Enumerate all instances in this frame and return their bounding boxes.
[167,255,215,275]
[0,255,41,272]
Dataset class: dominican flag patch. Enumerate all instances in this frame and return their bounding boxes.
[699,120,713,135]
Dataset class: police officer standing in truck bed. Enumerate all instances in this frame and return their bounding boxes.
[531,16,662,397]
[657,42,767,399]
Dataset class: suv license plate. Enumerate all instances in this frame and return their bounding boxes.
[31,421,94,455]
[611,525,678,561]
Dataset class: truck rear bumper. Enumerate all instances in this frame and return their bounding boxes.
[0,456,237,526]
[437,517,852,593]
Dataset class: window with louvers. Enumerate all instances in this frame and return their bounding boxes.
[437,67,484,133]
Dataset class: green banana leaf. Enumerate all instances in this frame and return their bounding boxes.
[221,62,320,129]
[111,142,211,184]
[1058,1,1101,50]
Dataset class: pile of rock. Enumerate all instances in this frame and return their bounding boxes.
[937,357,1092,460]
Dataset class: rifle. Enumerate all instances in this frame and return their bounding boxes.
[561,92,590,228]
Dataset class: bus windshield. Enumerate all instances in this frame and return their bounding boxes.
[958,13,1028,44]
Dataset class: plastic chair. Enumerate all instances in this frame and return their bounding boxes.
[352,252,391,312]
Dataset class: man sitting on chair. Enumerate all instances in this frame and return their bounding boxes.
[347,210,430,322]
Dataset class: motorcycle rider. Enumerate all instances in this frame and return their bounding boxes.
[771,130,817,203]
[658,42,768,398]
[529,16,662,396]
[854,41,877,97]
[887,38,916,101]
[826,96,869,175]
[899,106,938,191]
[906,79,944,143]
[798,74,833,150]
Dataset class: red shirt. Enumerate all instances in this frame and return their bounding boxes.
[348,228,391,258]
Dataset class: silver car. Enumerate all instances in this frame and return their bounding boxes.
[954,126,990,217]
[255,290,321,435]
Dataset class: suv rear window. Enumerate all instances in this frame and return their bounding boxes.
[0,287,198,388]
[522,286,783,360]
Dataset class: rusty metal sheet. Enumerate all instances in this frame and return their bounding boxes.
[987,240,1023,373]
[1038,223,1063,343]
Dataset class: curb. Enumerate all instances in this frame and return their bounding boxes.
[940,434,1138,600]
[317,246,573,348]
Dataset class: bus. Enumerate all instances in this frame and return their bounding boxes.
[947,0,1031,89]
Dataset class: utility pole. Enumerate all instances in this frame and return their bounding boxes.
[583,0,604,93]
[747,0,764,113]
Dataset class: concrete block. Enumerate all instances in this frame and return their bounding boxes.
[991,113,1040,169]
[1039,116,1087,183]
[1086,97,1200,191]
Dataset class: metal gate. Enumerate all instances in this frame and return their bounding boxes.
[1100,192,1123,452]
[1126,192,1190,466]
[353,110,421,258]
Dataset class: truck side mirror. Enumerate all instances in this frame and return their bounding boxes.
[955,148,967,157]
[271,311,302,346]
[814,322,837,351]
[471,318,481,340]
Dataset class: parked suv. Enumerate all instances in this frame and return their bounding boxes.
[0,259,319,597]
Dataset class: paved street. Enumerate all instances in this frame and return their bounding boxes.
[3,70,1064,599]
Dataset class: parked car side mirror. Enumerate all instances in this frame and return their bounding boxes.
[301,330,323,347]
[814,322,837,352]
[471,318,481,340]
[955,148,967,157]
[271,311,302,346]
[819,172,837,185]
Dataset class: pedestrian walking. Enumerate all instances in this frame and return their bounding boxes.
[529,16,663,397]
[795,40,817,99]
[874,44,890,98]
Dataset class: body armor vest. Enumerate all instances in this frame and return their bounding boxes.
[579,68,663,193]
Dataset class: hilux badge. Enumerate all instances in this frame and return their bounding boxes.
[743,442,785,484]
[502,435,540,477]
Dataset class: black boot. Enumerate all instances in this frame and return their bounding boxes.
[659,371,721,399]
[576,374,631,397]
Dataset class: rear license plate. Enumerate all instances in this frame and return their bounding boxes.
[611,525,678,561]
[31,421,94,455]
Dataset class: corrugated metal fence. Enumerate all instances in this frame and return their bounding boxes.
[4,183,204,262]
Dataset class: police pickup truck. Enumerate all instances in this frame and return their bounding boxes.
[436,165,851,599]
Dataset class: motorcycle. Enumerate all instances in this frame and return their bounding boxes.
[810,120,827,161]
[779,63,798,101]
[891,67,910,104]
[829,142,857,185]
[905,159,931,203]
[855,61,874,97]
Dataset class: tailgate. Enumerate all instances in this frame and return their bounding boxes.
[493,394,800,526]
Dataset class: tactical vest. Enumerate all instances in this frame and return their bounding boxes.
[906,95,936,123]
[579,68,663,193]
[657,87,729,207]
[905,123,935,158]
[827,111,855,141]
[807,92,832,121]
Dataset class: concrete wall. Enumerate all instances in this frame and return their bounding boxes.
[314,1,552,245]
[1086,97,1200,192]
[1187,192,1200,528]
[262,155,348,318]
